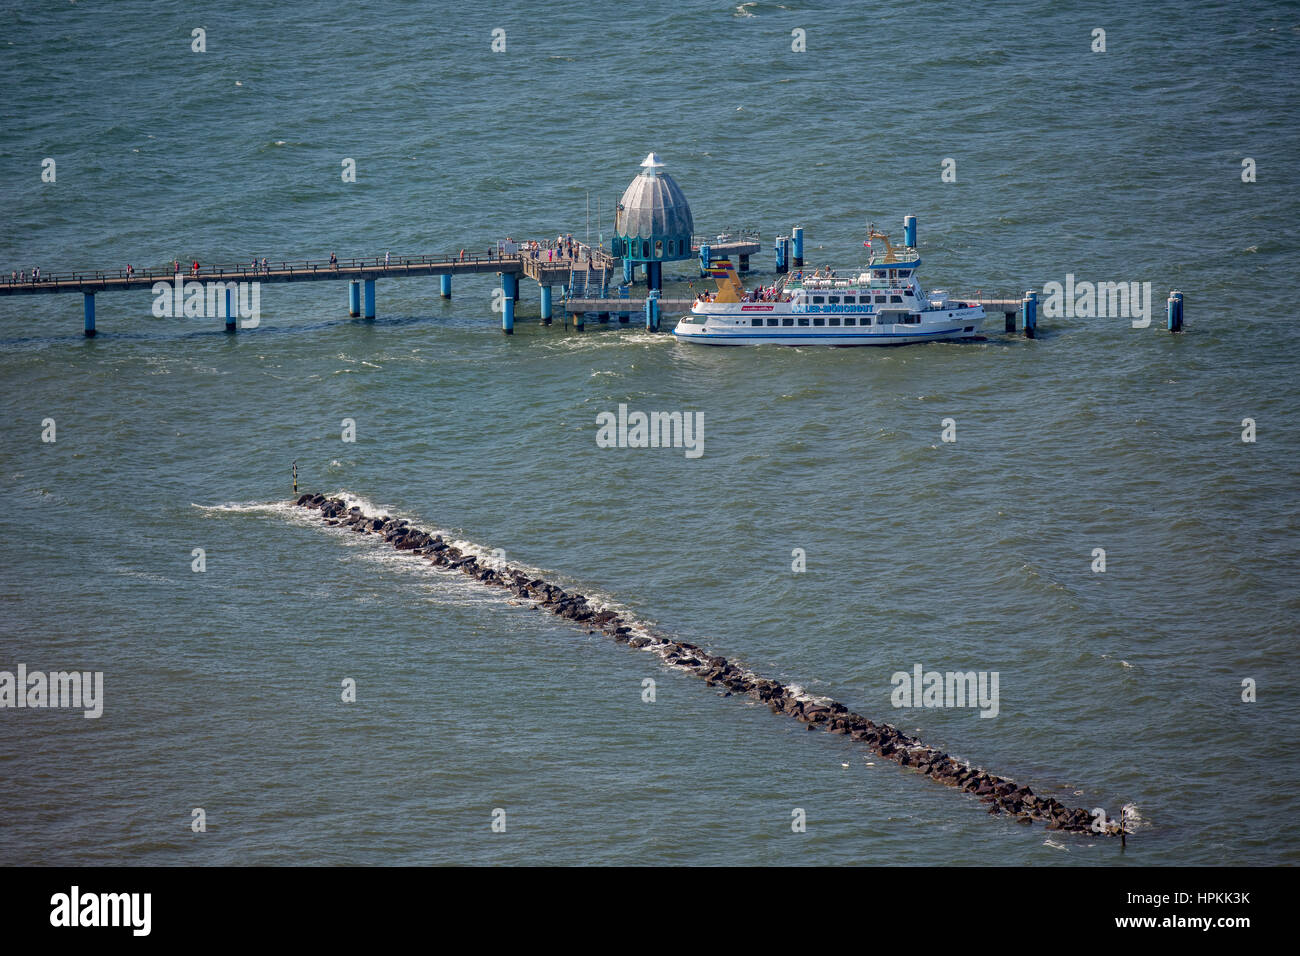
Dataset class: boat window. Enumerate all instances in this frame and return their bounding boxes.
[890,295,903,304]
[842,295,855,304]
[844,317,856,326]
[797,318,809,326]
[811,295,824,304]
[829,317,841,326]
[827,295,839,304]
[782,317,794,326]
[964,326,974,332]
[813,317,825,326]
[874,295,886,303]
[751,318,763,326]
[766,318,778,326]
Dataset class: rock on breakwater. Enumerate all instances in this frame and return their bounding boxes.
[296,492,1119,836]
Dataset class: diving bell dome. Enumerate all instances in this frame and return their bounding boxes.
[612,152,695,262]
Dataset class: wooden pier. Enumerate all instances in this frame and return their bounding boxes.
[0,234,764,337]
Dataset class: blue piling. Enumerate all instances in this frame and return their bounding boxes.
[363,278,376,319]
[574,310,585,331]
[775,236,789,274]
[623,258,635,285]
[540,284,553,324]
[646,261,662,294]
[699,243,711,276]
[792,226,804,268]
[440,274,452,299]
[225,288,235,332]
[502,272,517,334]
[1167,290,1183,332]
[645,289,661,332]
[1023,289,1038,339]
[904,215,917,248]
[83,292,95,337]
[349,280,360,317]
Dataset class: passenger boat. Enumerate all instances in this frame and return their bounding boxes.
[672,226,985,346]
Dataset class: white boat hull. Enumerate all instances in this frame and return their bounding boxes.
[672,308,986,346]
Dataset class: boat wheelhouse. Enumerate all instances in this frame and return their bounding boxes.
[672,226,985,346]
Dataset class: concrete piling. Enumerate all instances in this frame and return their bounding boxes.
[501,272,517,334]
[1167,290,1183,332]
[645,289,661,332]
[83,292,95,337]
[904,214,917,248]
[349,280,360,317]
[1023,289,1038,339]
[440,274,452,299]
[792,226,804,268]
[363,278,376,320]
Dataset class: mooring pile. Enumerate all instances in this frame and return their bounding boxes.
[296,492,1111,835]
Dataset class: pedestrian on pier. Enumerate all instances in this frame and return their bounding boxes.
[33,266,40,282]
[174,260,180,274]
[329,252,337,269]
[385,251,390,268]
[486,247,493,260]
[9,271,14,283]
[261,257,268,274]
[126,264,133,277]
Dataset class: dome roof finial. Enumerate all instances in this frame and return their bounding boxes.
[640,152,665,176]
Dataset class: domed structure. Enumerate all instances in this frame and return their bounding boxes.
[611,153,694,292]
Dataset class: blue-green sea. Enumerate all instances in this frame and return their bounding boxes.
[1,0,1297,865]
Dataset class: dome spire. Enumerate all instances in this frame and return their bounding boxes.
[639,152,665,176]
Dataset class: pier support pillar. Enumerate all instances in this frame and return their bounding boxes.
[363,278,376,319]
[540,284,553,324]
[623,258,635,285]
[83,293,95,338]
[501,272,517,334]
[775,236,789,274]
[792,226,804,268]
[739,253,749,273]
[440,274,452,299]
[225,288,236,332]
[1167,290,1183,332]
[645,290,661,332]
[1022,290,1037,339]
[1004,310,1016,334]
[574,310,585,331]
[904,214,917,248]
[698,243,711,276]
[646,261,662,294]
[349,281,360,317]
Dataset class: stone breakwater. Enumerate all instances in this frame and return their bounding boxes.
[296,492,1116,836]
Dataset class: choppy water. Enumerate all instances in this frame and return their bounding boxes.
[1,0,1297,865]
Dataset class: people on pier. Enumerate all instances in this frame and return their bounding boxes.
[384,251,390,267]
[329,252,337,269]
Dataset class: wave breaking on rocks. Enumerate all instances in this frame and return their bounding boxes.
[295,492,1118,836]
